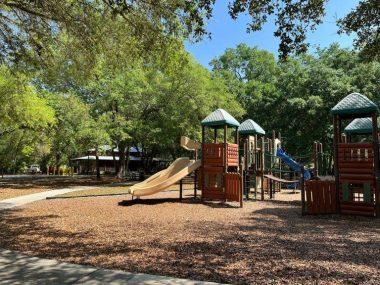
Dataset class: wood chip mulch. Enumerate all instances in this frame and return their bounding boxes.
[0,190,379,284]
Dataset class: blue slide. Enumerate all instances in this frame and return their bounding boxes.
[276,148,311,181]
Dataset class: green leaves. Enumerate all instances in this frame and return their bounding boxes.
[211,43,380,156]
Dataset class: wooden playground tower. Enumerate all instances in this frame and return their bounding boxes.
[200,109,243,206]
[304,93,380,217]
[333,93,380,217]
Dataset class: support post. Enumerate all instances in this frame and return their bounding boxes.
[201,125,205,201]
[254,135,257,168]
[261,136,265,201]
[245,137,249,200]
[214,128,217,143]
[333,115,340,214]
[224,125,228,202]
[278,132,282,189]
[240,167,244,208]
[313,141,318,177]
[194,170,197,199]
[179,179,183,201]
[269,178,273,199]
[301,165,305,215]
[372,113,380,217]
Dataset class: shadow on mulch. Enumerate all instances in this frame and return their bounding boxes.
[118,197,240,209]
[266,199,302,207]
[1,200,379,284]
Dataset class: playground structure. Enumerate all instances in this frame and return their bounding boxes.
[129,136,201,199]
[312,141,334,177]
[238,120,309,201]
[200,109,243,206]
[128,94,380,217]
[129,108,244,206]
[303,93,380,217]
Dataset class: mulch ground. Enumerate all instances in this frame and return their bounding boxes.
[51,184,194,199]
[0,175,126,200]
[0,190,379,284]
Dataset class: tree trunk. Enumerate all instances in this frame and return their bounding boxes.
[117,141,128,178]
[55,154,61,176]
[112,148,118,175]
[124,145,130,172]
[95,148,101,180]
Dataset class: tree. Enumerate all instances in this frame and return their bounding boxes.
[0,0,214,65]
[211,43,380,157]
[45,93,95,170]
[338,0,380,61]
[0,65,55,172]
[77,118,110,179]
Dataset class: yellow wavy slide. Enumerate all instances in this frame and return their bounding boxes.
[129,137,201,197]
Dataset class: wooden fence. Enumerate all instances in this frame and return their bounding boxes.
[225,173,241,202]
[305,180,337,214]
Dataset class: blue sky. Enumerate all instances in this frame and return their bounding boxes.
[185,0,359,68]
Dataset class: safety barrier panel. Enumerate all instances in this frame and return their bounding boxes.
[225,173,241,202]
[305,180,336,214]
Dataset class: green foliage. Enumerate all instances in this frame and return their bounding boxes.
[338,0,380,61]
[45,93,105,167]
[211,43,380,156]
[0,66,55,171]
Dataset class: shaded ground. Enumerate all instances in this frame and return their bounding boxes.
[0,187,50,200]
[0,175,127,200]
[0,190,379,284]
[52,184,195,199]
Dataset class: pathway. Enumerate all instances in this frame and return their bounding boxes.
[0,186,95,210]
[0,248,221,285]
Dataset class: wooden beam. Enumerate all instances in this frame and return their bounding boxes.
[313,141,318,177]
[201,125,205,201]
[333,115,340,214]
[224,125,227,174]
[261,136,265,201]
[301,165,306,215]
[194,170,197,199]
[372,113,380,217]
[179,179,183,201]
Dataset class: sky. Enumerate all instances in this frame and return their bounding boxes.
[185,0,360,68]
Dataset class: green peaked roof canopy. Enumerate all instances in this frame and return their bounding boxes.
[201,109,240,128]
[238,119,265,135]
[344,117,379,135]
[331,93,378,117]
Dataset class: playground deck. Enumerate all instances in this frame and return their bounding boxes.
[0,189,379,284]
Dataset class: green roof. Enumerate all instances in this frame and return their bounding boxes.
[201,109,240,128]
[344,117,379,135]
[331,93,378,116]
[238,119,265,135]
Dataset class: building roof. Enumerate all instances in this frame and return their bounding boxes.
[331,93,378,117]
[72,156,141,161]
[238,119,265,135]
[344,117,379,135]
[201,109,240,128]
[88,146,140,153]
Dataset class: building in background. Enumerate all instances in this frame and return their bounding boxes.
[72,146,170,175]
[72,146,141,175]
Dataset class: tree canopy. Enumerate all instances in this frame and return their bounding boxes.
[1,1,379,63]
[211,43,380,155]
[0,0,379,175]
